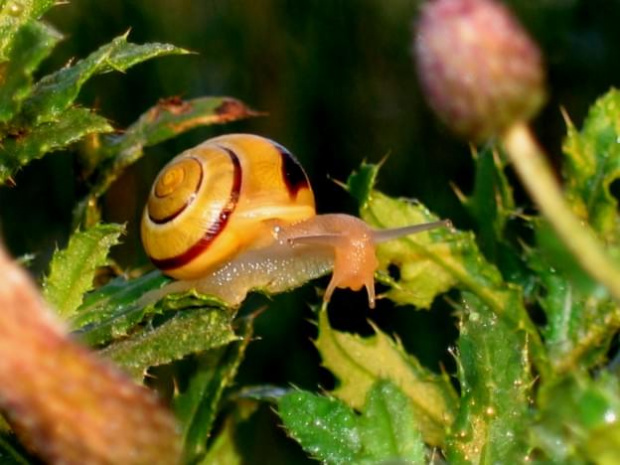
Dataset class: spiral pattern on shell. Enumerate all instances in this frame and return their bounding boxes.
[141,134,316,279]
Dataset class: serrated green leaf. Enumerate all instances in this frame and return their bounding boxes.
[71,271,229,347]
[350,168,547,376]
[357,380,425,464]
[75,96,260,227]
[461,147,515,261]
[466,147,514,235]
[99,41,191,74]
[563,89,620,245]
[360,188,505,312]
[42,223,123,318]
[346,161,380,208]
[0,20,61,124]
[0,0,55,60]
[447,292,532,464]
[535,372,620,465]
[71,270,169,337]
[530,224,618,373]
[347,163,487,307]
[363,193,457,309]
[278,391,361,465]
[459,145,534,294]
[101,306,236,379]
[0,106,112,184]
[110,97,257,156]
[315,308,457,446]
[22,34,188,124]
[279,380,426,465]
[174,317,253,463]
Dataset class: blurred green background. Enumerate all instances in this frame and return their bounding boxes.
[1,0,620,461]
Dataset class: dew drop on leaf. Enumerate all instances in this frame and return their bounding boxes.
[8,2,22,16]
[604,410,617,424]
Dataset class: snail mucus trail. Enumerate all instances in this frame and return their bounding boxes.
[140,134,450,308]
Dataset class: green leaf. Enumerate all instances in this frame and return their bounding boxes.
[535,372,620,465]
[279,380,426,465]
[346,160,380,209]
[109,97,257,156]
[22,33,188,124]
[74,96,260,227]
[459,147,516,262]
[357,380,425,464]
[0,20,61,124]
[42,224,123,318]
[71,270,229,347]
[447,292,532,464]
[357,187,477,311]
[278,391,361,465]
[98,41,191,74]
[315,308,457,446]
[563,89,620,245]
[0,106,112,184]
[174,317,253,463]
[529,227,617,373]
[0,0,55,60]
[100,306,237,379]
[465,147,514,235]
[454,147,533,294]
[363,192,457,309]
[346,164,472,308]
[70,270,169,342]
[348,166,548,376]
[347,164,546,459]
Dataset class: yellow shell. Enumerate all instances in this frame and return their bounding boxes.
[141,134,316,279]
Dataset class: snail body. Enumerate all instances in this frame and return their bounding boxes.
[141,134,449,307]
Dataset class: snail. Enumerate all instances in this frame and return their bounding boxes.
[140,134,450,308]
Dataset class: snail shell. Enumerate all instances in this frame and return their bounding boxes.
[141,134,315,280]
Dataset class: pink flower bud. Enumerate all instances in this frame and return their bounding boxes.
[414,0,546,141]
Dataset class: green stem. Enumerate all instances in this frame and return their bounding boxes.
[502,123,620,302]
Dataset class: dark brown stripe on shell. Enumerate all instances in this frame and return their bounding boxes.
[149,157,204,225]
[150,147,242,271]
[274,142,310,198]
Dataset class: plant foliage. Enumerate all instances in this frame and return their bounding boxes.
[1,1,620,464]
